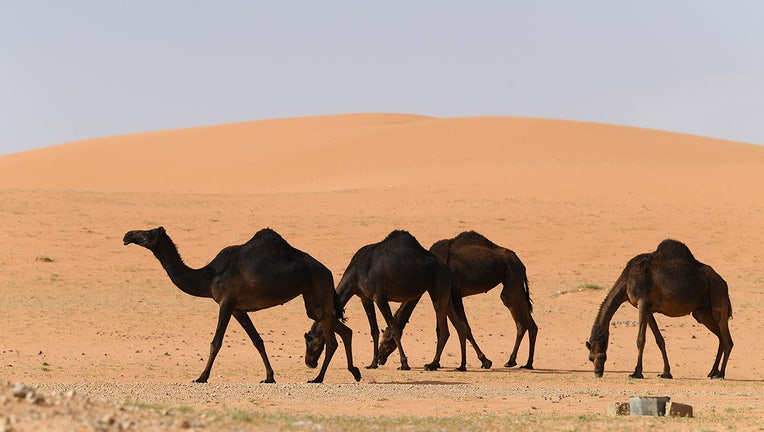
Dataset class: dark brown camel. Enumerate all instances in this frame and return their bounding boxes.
[587,239,733,379]
[375,231,538,369]
[123,226,361,384]
[304,230,471,371]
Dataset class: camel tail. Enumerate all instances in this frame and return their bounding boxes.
[522,273,533,314]
[728,296,733,320]
[334,290,347,323]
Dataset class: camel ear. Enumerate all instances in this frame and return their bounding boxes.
[585,341,591,350]
[304,332,311,341]
[157,226,166,234]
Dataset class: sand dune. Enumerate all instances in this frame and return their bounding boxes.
[2,114,761,195]
[1,114,763,428]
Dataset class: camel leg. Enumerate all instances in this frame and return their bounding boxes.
[501,282,538,369]
[424,298,451,371]
[445,299,471,371]
[332,317,362,382]
[647,315,672,379]
[375,298,410,370]
[630,301,651,379]
[523,315,538,370]
[309,316,340,383]
[195,300,235,383]
[378,297,421,366]
[361,299,381,369]
[232,311,275,383]
[692,308,733,379]
[715,314,733,379]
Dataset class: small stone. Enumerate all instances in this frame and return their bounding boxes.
[629,396,670,416]
[667,401,694,418]
[12,383,33,399]
[607,402,630,416]
[101,414,116,425]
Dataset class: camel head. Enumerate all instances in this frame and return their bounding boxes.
[303,323,325,369]
[123,227,166,249]
[586,338,607,377]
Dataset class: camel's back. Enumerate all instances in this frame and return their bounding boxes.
[453,231,500,249]
[376,230,429,257]
[367,230,442,294]
[650,239,703,280]
[627,240,710,314]
[654,239,698,263]
[239,228,324,280]
[444,232,514,289]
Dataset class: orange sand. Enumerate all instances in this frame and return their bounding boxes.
[1,114,762,426]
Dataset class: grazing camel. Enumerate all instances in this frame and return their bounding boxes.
[304,230,471,371]
[123,226,361,384]
[375,231,538,369]
[587,239,733,379]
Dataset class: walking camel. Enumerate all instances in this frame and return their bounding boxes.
[587,239,733,379]
[123,226,361,384]
[375,231,538,370]
[304,230,472,371]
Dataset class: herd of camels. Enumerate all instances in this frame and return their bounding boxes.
[123,227,734,384]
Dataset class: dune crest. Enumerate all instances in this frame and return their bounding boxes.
[0,114,761,194]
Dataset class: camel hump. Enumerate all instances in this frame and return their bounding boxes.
[379,230,426,250]
[383,229,416,242]
[655,239,697,263]
[247,228,292,249]
[453,230,497,248]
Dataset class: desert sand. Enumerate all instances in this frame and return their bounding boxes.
[1,114,762,430]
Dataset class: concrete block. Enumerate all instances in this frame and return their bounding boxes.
[607,402,630,416]
[629,396,670,416]
[667,401,694,418]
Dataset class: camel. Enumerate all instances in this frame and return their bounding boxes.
[375,231,538,370]
[586,239,733,379]
[304,230,471,371]
[123,226,361,384]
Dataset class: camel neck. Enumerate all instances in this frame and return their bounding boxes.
[335,272,356,306]
[152,235,213,299]
[590,281,628,346]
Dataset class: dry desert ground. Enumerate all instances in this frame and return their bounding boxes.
[1,114,762,431]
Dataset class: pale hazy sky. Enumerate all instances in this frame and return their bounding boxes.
[2,1,763,155]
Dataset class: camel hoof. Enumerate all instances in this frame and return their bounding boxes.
[424,362,440,371]
[350,367,362,382]
[659,373,673,379]
[260,378,276,384]
[707,370,723,378]
[519,364,534,370]
[307,378,323,384]
[504,359,517,368]
[365,364,378,370]
[397,365,411,371]
[481,359,493,369]
[709,374,725,380]
[454,366,467,372]
[193,378,208,384]
[629,373,644,379]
